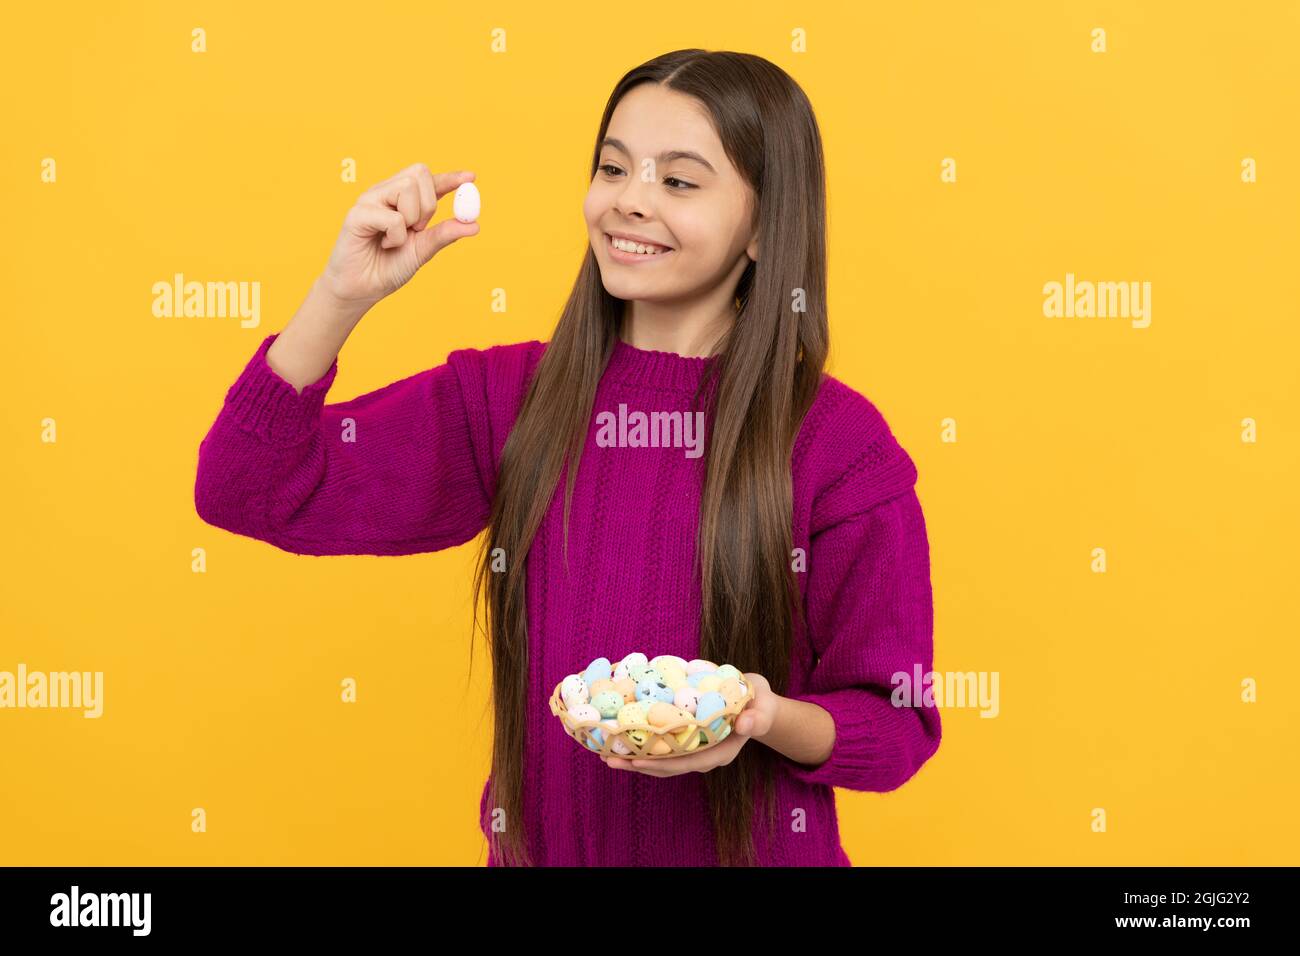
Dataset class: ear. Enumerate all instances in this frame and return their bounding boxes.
[747,237,759,262]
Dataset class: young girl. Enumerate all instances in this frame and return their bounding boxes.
[195,49,941,867]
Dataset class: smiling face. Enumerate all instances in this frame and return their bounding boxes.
[583,83,758,318]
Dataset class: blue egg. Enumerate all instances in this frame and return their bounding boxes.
[687,670,717,689]
[585,727,605,752]
[695,691,727,729]
[583,658,613,686]
[635,677,675,704]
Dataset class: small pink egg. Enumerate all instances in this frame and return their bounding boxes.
[687,659,717,675]
[674,687,701,713]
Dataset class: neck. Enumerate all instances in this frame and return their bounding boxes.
[619,298,737,358]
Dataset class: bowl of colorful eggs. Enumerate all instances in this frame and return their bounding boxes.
[549,653,754,759]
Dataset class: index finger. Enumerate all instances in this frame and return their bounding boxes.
[433,169,475,199]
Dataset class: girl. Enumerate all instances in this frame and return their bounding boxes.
[195,49,941,867]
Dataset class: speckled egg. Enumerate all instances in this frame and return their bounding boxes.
[696,675,722,694]
[686,670,717,689]
[610,735,632,755]
[686,659,717,675]
[646,701,680,728]
[560,674,589,707]
[613,677,637,703]
[592,690,624,719]
[651,655,689,672]
[589,678,617,698]
[584,727,605,751]
[674,687,701,714]
[566,703,600,725]
[649,737,673,755]
[717,677,744,706]
[617,701,649,726]
[635,677,675,705]
[656,663,687,690]
[695,692,728,732]
[583,657,613,685]
[714,664,742,682]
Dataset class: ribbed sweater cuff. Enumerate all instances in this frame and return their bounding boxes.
[782,688,929,792]
[223,333,339,445]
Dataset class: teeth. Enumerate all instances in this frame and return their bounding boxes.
[610,235,669,255]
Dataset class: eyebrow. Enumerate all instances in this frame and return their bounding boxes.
[600,137,716,174]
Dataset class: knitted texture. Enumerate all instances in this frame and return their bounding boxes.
[194,332,942,866]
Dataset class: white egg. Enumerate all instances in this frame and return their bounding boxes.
[453,182,480,223]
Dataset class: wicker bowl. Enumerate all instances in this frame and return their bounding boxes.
[549,670,755,759]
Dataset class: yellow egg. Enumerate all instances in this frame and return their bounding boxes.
[617,702,648,726]
[674,725,702,750]
[657,663,687,689]
[697,675,722,694]
[625,729,648,747]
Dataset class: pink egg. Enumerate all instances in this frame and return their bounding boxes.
[567,703,600,724]
[687,659,717,675]
[674,686,700,713]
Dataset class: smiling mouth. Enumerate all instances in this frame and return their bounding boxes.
[605,233,674,259]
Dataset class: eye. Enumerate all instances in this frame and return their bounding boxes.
[664,176,697,190]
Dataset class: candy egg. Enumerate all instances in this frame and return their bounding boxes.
[453,181,480,223]
[656,663,687,690]
[613,677,637,703]
[560,674,589,707]
[649,737,673,756]
[617,702,649,726]
[646,702,680,728]
[714,664,742,682]
[674,725,702,750]
[696,675,722,694]
[695,692,728,731]
[583,657,613,685]
[673,687,701,713]
[589,678,617,698]
[686,659,717,675]
[686,671,716,689]
[585,727,605,751]
[619,652,648,669]
[592,690,624,719]
[600,717,620,732]
[717,677,744,706]
[635,677,675,705]
[613,661,630,681]
[651,655,689,672]
[627,662,649,682]
[611,735,631,755]
[566,703,600,725]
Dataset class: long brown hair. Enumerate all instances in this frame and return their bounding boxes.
[470,49,829,866]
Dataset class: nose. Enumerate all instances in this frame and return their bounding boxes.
[612,171,655,220]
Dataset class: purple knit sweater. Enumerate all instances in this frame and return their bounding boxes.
[194,332,941,866]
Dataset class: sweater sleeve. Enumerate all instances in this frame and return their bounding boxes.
[782,485,942,792]
[193,332,498,556]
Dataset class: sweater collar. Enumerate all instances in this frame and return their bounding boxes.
[605,336,719,392]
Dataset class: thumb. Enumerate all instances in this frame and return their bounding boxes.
[413,217,480,266]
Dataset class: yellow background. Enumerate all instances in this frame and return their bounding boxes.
[2,1,1296,865]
